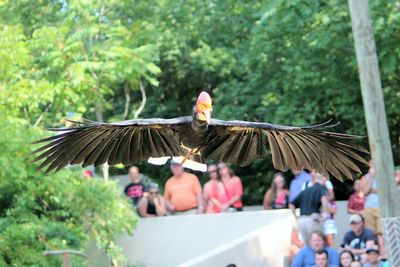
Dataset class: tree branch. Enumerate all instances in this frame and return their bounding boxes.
[133,81,146,119]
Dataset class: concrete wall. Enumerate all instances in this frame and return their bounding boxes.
[117,210,295,267]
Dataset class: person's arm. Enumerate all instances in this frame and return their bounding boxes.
[153,196,166,216]
[164,184,175,212]
[196,192,204,213]
[138,198,156,217]
[361,175,374,195]
[263,190,272,209]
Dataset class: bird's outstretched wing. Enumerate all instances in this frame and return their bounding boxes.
[203,119,369,180]
[31,117,191,173]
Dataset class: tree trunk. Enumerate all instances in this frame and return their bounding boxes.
[348,0,400,265]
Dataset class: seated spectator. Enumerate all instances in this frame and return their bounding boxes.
[138,183,166,217]
[291,230,339,267]
[339,250,355,267]
[203,164,229,213]
[313,249,336,267]
[218,162,243,211]
[347,179,365,215]
[364,246,384,267]
[263,172,289,209]
[124,166,146,207]
[290,171,329,245]
[164,160,203,214]
[342,214,377,259]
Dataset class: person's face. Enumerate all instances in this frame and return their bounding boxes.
[310,233,325,251]
[353,180,361,191]
[171,163,184,176]
[148,189,159,200]
[340,252,353,267]
[315,253,328,267]
[367,251,379,264]
[350,221,363,233]
[208,165,218,180]
[217,163,229,176]
[274,175,284,189]
[129,167,139,180]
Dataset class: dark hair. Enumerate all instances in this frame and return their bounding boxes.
[315,249,328,258]
[265,172,287,207]
[339,250,355,267]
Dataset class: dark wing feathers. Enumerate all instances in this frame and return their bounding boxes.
[32,115,368,181]
[208,119,368,180]
[32,118,189,173]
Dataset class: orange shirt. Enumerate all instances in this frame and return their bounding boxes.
[223,176,243,208]
[164,172,202,211]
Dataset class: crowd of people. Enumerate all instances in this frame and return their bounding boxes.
[123,159,400,267]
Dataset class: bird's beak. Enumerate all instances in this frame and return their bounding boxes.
[195,91,212,123]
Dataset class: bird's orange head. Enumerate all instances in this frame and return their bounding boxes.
[195,91,212,123]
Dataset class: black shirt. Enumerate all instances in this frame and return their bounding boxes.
[291,183,327,215]
[342,228,378,249]
[124,182,145,206]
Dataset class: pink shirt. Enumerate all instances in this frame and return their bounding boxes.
[204,180,229,213]
[223,176,243,208]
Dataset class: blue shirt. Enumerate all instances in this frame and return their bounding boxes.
[291,246,339,267]
[289,171,311,202]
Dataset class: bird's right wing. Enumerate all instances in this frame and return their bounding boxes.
[31,117,192,173]
[204,119,369,180]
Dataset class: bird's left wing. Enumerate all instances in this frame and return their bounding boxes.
[202,119,369,180]
[31,117,191,173]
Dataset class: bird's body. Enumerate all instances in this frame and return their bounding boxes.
[32,91,368,180]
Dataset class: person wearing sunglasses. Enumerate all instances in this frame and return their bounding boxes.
[138,183,166,217]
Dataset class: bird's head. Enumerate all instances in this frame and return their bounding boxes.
[194,91,212,124]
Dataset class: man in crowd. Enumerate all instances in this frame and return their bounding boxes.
[342,214,377,259]
[291,230,339,267]
[124,166,146,207]
[290,171,329,245]
[289,168,311,202]
[164,159,203,215]
[363,246,384,267]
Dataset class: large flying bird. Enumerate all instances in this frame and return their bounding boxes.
[32,91,368,180]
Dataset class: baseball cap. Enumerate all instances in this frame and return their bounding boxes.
[170,158,182,165]
[349,214,363,224]
[366,247,380,254]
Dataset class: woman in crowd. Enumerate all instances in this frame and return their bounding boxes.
[347,179,365,215]
[203,164,229,213]
[217,162,243,211]
[263,172,289,209]
[339,250,355,267]
[137,183,166,217]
